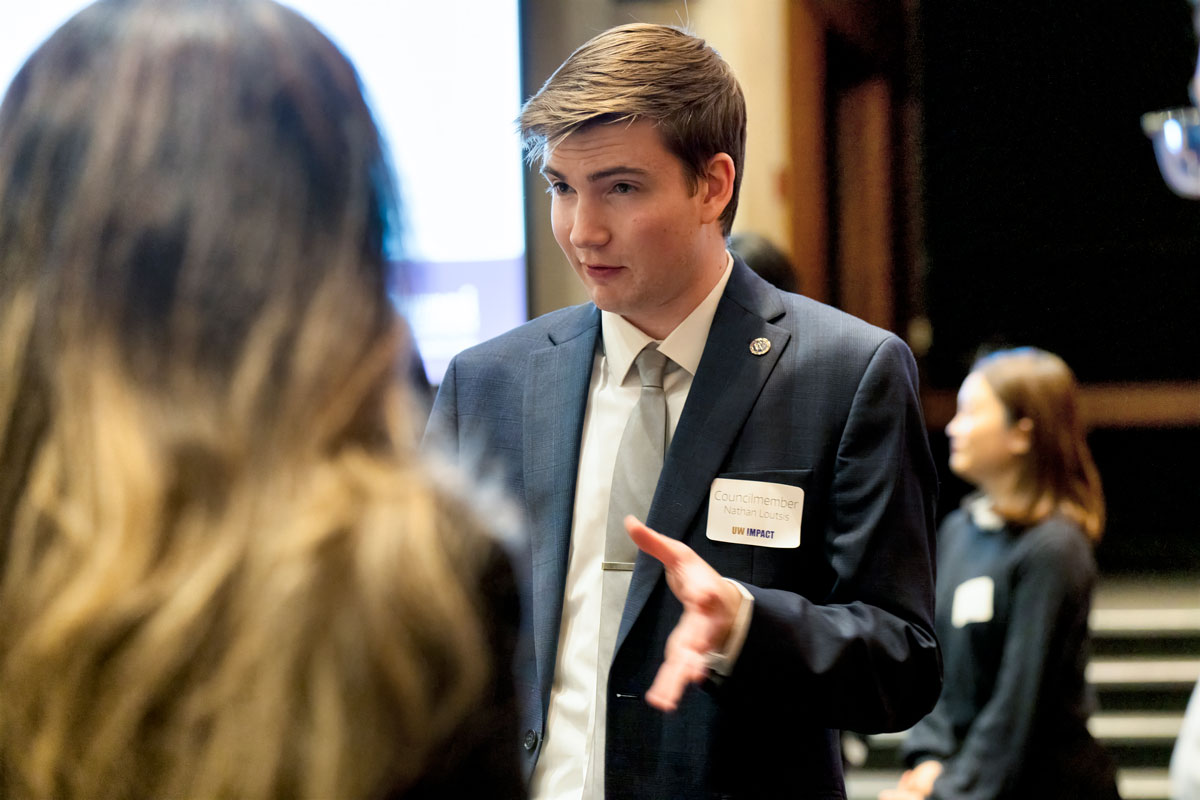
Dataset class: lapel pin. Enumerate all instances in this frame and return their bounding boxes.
[749,337,771,356]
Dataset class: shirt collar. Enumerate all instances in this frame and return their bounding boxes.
[965,493,1007,531]
[601,252,734,383]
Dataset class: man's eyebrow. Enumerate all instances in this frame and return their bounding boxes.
[540,165,649,183]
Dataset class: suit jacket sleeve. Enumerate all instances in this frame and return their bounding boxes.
[901,693,957,768]
[729,335,941,733]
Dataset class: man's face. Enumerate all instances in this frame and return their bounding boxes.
[542,120,726,339]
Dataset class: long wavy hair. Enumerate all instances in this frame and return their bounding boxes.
[974,348,1106,541]
[0,1,492,797]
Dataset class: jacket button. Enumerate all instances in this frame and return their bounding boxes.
[523,729,539,752]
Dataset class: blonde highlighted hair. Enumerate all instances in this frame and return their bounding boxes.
[518,23,747,235]
[973,348,1106,541]
[0,1,498,797]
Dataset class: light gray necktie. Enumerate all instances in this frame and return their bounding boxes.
[588,345,669,799]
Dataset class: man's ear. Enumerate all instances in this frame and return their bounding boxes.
[698,152,735,225]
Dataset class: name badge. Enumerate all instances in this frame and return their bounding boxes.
[951,575,994,628]
[706,478,803,549]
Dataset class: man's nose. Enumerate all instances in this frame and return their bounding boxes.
[569,197,610,249]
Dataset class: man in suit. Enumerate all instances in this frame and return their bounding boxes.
[427,23,941,799]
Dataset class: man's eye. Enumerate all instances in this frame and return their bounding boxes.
[612,182,634,194]
[546,182,571,195]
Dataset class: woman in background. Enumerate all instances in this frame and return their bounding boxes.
[880,348,1119,800]
[0,1,522,798]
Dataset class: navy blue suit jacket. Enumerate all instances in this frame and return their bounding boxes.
[427,260,941,799]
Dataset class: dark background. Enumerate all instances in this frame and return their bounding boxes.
[915,1,1200,574]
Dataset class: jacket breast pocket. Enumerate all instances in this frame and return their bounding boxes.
[708,469,825,592]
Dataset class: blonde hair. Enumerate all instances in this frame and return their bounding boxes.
[0,1,495,797]
[974,348,1106,541]
[519,23,747,236]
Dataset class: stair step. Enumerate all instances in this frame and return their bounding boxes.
[1118,768,1175,800]
[1091,607,1200,635]
[1087,657,1200,687]
[1090,712,1183,741]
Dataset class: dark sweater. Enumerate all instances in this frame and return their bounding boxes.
[901,502,1119,800]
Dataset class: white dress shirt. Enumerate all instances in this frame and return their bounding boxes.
[530,254,752,800]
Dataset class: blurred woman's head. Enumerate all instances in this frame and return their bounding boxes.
[945,348,1104,540]
[0,1,490,797]
[0,0,400,457]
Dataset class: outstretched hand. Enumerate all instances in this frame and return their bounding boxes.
[624,515,742,712]
[879,760,942,800]
[877,790,925,800]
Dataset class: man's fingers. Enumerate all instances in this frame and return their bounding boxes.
[644,662,685,711]
[625,515,685,570]
[643,614,714,712]
[645,648,709,712]
[626,517,736,715]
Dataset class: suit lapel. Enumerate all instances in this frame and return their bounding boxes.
[619,262,792,647]
[523,305,600,708]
